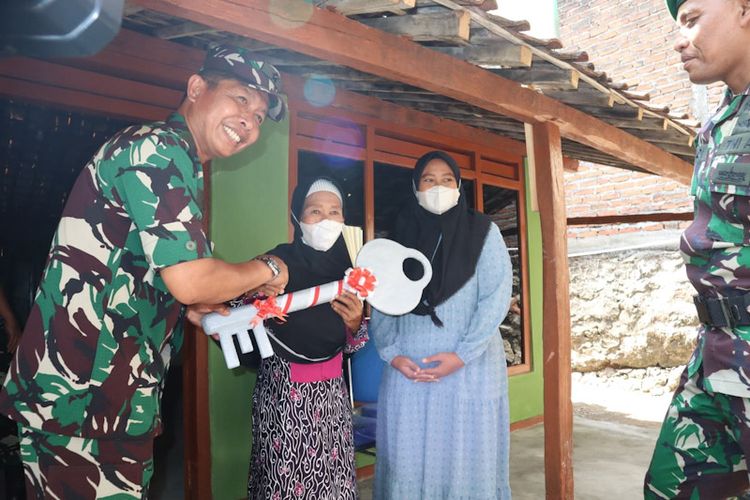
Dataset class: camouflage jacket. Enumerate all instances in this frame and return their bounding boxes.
[0,114,212,438]
[680,84,750,397]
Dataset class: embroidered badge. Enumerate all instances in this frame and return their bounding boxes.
[713,163,750,186]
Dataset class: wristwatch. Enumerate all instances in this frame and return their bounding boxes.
[255,255,281,279]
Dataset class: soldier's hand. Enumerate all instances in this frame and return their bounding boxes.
[265,255,288,292]
[186,303,229,330]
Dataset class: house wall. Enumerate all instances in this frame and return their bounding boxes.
[208,117,290,500]
[508,165,545,423]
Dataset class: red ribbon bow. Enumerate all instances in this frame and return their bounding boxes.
[345,267,377,299]
[250,296,287,327]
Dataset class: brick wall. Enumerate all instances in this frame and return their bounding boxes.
[564,162,691,238]
[557,0,724,115]
[557,0,724,239]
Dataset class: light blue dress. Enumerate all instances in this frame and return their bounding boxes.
[371,223,513,500]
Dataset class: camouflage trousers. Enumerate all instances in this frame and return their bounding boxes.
[644,366,750,499]
[19,426,154,499]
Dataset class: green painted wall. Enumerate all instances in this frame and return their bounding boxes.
[507,163,545,422]
[208,117,290,500]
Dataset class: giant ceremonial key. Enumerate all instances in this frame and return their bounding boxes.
[202,238,433,368]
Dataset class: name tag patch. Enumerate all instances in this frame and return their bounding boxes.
[716,132,750,155]
[713,163,750,186]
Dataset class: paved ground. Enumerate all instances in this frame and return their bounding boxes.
[359,382,670,499]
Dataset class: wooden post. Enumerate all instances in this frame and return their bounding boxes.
[529,121,574,499]
[181,160,213,500]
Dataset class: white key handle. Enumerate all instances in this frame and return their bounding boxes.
[202,238,432,368]
[354,238,432,315]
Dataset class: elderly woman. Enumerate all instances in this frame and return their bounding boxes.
[234,177,367,500]
[371,151,513,499]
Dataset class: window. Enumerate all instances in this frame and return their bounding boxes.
[482,184,526,367]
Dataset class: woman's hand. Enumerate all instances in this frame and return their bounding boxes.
[391,355,437,382]
[419,352,465,380]
[331,291,363,331]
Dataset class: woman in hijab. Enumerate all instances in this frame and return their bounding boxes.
[234,177,367,499]
[371,151,513,499]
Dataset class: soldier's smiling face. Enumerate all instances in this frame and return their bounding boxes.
[184,75,269,162]
[674,0,750,93]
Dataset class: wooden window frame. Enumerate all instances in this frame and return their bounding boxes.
[288,95,532,375]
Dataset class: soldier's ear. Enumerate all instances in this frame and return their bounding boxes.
[186,74,207,102]
[740,0,750,26]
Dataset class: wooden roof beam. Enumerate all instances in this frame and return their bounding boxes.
[0,57,182,110]
[154,21,216,39]
[124,0,146,15]
[546,90,614,108]
[435,43,532,68]
[333,81,432,93]
[576,103,643,120]
[361,11,471,44]
[320,0,416,16]
[605,116,668,131]
[137,0,693,184]
[492,66,580,91]
[232,50,332,67]
[0,76,170,121]
[281,73,527,156]
[55,28,203,90]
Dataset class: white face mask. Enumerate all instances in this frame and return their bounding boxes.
[416,185,461,215]
[300,219,344,251]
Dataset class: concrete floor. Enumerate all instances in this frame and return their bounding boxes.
[508,412,660,500]
[359,400,663,500]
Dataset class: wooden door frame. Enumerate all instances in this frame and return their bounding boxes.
[181,161,213,499]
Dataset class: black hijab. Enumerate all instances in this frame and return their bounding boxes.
[263,176,351,363]
[393,151,491,326]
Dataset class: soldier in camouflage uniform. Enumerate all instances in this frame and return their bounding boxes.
[0,46,291,499]
[644,0,750,498]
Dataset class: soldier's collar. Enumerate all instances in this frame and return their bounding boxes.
[166,113,200,166]
[723,83,750,102]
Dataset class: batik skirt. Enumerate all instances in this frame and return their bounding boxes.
[248,355,358,500]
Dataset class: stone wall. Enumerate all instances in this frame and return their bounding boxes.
[569,247,697,372]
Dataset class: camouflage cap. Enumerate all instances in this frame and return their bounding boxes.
[201,45,287,121]
[666,0,687,19]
